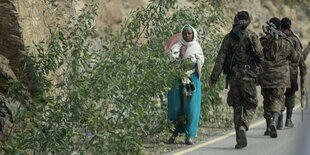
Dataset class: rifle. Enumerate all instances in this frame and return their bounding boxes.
[301,76,307,121]
[306,85,309,110]
[247,37,263,74]
[262,21,286,39]
[306,86,309,109]
[223,52,235,89]
[304,77,309,110]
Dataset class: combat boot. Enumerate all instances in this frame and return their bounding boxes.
[285,107,294,128]
[270,112,279,138]
[264,119,271,136]
[277,112,283,130]
[235,126,247,149]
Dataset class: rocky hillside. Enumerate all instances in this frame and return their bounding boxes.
[11,0,310,49]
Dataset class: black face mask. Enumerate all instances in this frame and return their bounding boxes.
[233,20,250,30]
[229,19,251,41]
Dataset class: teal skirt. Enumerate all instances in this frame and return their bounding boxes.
[167,71,201,138]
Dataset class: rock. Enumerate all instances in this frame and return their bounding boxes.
[0,54,17,94]
[0,1,24,63]
[0,0,45,98]
[0,94,26,141]
[0,1,32,138]
[0,0,27,81]
[0,54,28,140]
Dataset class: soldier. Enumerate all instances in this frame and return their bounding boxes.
[209,11,263,149]
[259,17,300,138]
[278,17,304,129]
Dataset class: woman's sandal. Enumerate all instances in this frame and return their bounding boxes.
[185,140,195,145]
[185,137,195,145]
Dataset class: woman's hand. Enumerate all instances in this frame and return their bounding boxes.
[179,45,187,59]
[169,58,181,68]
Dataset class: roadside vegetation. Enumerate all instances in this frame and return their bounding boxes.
[0,0,235,154]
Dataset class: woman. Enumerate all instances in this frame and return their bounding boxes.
[167,25,204,145]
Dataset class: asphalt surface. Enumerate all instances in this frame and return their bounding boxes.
[165,72,310,155]
[166,105,310,155]
[164,70,310,155]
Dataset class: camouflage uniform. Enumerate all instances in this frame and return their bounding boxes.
[279,29,306,128]
[283,34,303,109]
[211,29,263,146]
[259,35,300,126]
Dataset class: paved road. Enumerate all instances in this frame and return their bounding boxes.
[166,105,310,155]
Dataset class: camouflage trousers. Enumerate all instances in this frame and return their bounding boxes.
[261,88,285,120]
[285,87,297,109]
[284,67,299,109]
[227,78,258,132]
[285,79,298,109]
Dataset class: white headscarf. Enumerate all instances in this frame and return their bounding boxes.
[169,25,204,78]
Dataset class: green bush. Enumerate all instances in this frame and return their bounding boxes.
[1,0,226,154]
